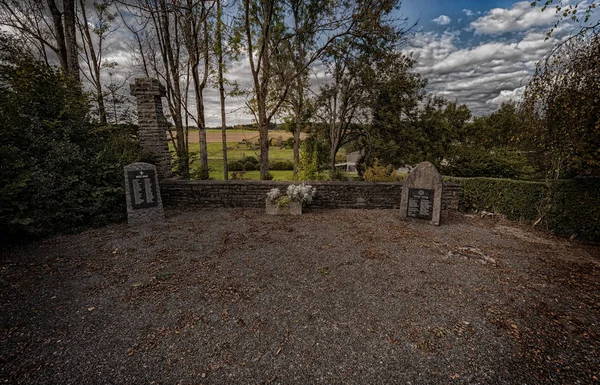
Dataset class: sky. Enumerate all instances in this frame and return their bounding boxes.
[396,0,597,117]
[99,0,593,126]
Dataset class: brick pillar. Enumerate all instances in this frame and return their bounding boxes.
[130,78,172,179]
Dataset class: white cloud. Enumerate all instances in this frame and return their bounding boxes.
[462,9,474,17]
[470,1,558,35]
[432,15,452,26]
[487,86,526,106]
[406,28,564,115]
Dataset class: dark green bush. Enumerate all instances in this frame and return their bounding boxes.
[240,155,259,165]
[446,177,548,221]
[442,146,534,179]
[270,160,294,170]
[547,179,600,241]
[243,161,256,171]
[447,177,600,242]
[0,57,141,241]
[228,160,244,172]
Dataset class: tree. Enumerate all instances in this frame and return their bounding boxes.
[285,0,322,179]
[315,42,369,180]
[520,35,600,178]
[0,0,80,80]
[239,0,406,179]
[360,52,425,171]
[177,0,214,179]
[532,0,598,39]
[121,0,192,178]
[48,0,80,80]
[105,67,133,124]
[0,50,141,239]
[463,102,522,150]
[215,0,229,180]
[77,0,117,124]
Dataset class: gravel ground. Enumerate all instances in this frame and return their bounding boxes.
[1,208,599,384]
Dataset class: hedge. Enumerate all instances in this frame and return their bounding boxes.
[446,177,600,242]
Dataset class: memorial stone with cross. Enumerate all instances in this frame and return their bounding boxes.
[399,161,443,226]
[124,162,164,226]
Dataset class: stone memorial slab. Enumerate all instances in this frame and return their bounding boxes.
[400,161,443,226]
[124,162,164,226]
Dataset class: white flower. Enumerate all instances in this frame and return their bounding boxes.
[266,188,281,202]
[267,184,317,204]
[284,183,316,203]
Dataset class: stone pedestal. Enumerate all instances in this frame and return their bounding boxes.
[399,161,443,226]
[265,199,302,215]
[124,162,164,226]
[130,78,172,179]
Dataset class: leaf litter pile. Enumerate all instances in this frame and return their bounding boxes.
[1,208,599,384]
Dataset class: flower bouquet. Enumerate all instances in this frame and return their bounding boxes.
[265,183,317,215]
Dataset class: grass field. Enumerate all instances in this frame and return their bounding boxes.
[171,129,344,181]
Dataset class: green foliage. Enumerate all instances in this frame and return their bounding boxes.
[364,95,470,171]
[442,146,535,179]
[227,160,244,172]
[227,154,260,172]
[448,177,600,242]
[532,1,599,37]
[363,159,403,182]
[472,103,522,149]
[520,35,600,178]
[0,57,141,240]
[190,164,214,180]
[447,177,548,221]
[547,179,600,241]
[296,141,320,181]
[296,148,318,181]
[270,160,294,171]
[275,195,291,208]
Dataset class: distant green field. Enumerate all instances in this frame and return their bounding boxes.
[170,129,345,181]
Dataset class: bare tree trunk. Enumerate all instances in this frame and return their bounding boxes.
[46,0,69,71]
[329,94,339,181]
[329,145,337,181]
[156,0,188,178]
[198,17,210,179]
[293,80,302,178]
[216,0,228,180]
[78,0,107,123]
[244,0,273,180]
[258,102,270,180]
[180,0,210,179]
[62,0,80,81]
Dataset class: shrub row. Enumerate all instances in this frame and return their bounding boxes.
[228,159,294,171]
[446,177,600,242]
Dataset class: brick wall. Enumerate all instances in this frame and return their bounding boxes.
[130,78,172,179]
[160,180,460,215]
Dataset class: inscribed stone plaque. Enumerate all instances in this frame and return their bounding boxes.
[399,161,443,226]
[407,188,434,220]
[127,169,158,209]
[124,162,164,226]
